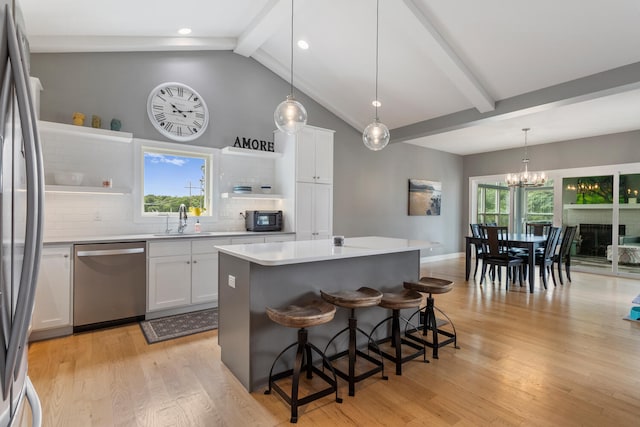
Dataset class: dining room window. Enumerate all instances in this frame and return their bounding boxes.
[477,184,510,226]
[523,184,554,223]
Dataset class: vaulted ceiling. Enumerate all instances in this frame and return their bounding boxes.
[20,0,640,155]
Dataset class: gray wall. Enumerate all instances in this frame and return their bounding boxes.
[31,51,462,256]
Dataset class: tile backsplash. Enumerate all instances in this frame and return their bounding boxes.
[43,192,282,240]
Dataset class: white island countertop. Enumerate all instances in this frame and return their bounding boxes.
[215,236,438,266]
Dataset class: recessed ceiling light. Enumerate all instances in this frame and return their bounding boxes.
[178,28,192,35]
[297,40,309,50]
[372,100,382,107]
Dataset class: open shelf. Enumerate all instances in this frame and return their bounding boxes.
[45,185,130,194]
[221,146,282,159]
[38,120,133,143]
[221,192,283,200]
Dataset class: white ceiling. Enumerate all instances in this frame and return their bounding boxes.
[19,0,640,155]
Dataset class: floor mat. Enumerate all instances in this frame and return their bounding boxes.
[139,308,218,344]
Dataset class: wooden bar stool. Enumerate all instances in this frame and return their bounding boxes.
[321,287,388,397]
[368,288,426,375]
[264,299,342,423]
[403,277,459,359]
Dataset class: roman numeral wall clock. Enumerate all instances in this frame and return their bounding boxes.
[147,82,209,142]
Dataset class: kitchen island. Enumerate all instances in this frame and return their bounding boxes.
[216,236,437,391]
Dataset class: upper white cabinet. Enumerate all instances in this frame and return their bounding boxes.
[32,245,72,333]
[295,127,334,184]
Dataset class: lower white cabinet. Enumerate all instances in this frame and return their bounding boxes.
[32,245,72,332]
[296,182,333,240]
[147,238,231,312]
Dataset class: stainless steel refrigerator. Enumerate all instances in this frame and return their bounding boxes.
[0,0,44,426]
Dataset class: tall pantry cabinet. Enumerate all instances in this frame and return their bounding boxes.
[275,125,334,240]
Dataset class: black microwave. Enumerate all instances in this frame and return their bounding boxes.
[245,210,283,232]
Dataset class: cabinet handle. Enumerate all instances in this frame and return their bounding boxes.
[193,260,197,264]
[63,254,69,258]
[187,261,191,264]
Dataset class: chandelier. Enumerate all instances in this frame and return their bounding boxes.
[505,128,546,187]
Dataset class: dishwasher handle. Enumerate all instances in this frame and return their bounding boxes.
[76,248,145,257]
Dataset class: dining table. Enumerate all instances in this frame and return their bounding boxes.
[465,233,548,293]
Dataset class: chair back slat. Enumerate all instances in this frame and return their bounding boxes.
[480,225,510,259]
[542,227,562,260]
[559,226,577,258]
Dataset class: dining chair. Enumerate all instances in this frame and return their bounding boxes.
[470,224,485,279]
[518,226,562,289]
[479,225,524,289]
[554,225,577,285]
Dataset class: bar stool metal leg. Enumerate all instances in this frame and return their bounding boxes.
[264,300,342,423]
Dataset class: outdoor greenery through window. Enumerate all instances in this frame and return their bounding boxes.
[524,184,554,222]
[477,184,510,226]
[142,146,211,216]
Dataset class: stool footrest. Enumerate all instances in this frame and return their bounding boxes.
[405,327,456,349]
[369,337,425,374]
[265,331,342,423]
[325,349,385,384]
[269,364,338,408]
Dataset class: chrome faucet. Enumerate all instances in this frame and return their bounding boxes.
[178,204,188,233]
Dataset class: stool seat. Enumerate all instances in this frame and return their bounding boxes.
[379,289,423,310]
[320,286,382,308]
[403,277,453,295]
[266,300,336,329]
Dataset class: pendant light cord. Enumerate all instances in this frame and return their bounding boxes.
[290,0,295,97]
[375,0,380,121]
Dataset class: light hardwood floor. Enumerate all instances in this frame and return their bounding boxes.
[28,257,640,426]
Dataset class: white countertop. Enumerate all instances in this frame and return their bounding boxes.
[215,236,438,266]
[43,231,294,245]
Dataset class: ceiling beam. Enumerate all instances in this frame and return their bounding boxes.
[234,0,288,57]
[402,0,495,113]
[29,36,236,53]
[390,60,640,144]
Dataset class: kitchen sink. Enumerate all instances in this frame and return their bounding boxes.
[153,232,215,237]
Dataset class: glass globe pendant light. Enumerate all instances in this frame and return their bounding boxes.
[362,0,390,151]
[274,0,307,135]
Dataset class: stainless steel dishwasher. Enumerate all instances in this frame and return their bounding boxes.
[73,241,146,332]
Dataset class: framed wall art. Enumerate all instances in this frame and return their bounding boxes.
[408,179,441,216]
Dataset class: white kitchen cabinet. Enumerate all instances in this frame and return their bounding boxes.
[296,182,333,240]
[148,238,231,312]
[191,238,231,305]
[295,126,334,184]
[148,246,192,312]
[31,245,72,332]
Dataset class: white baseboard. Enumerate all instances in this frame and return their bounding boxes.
[421,252,464,263]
